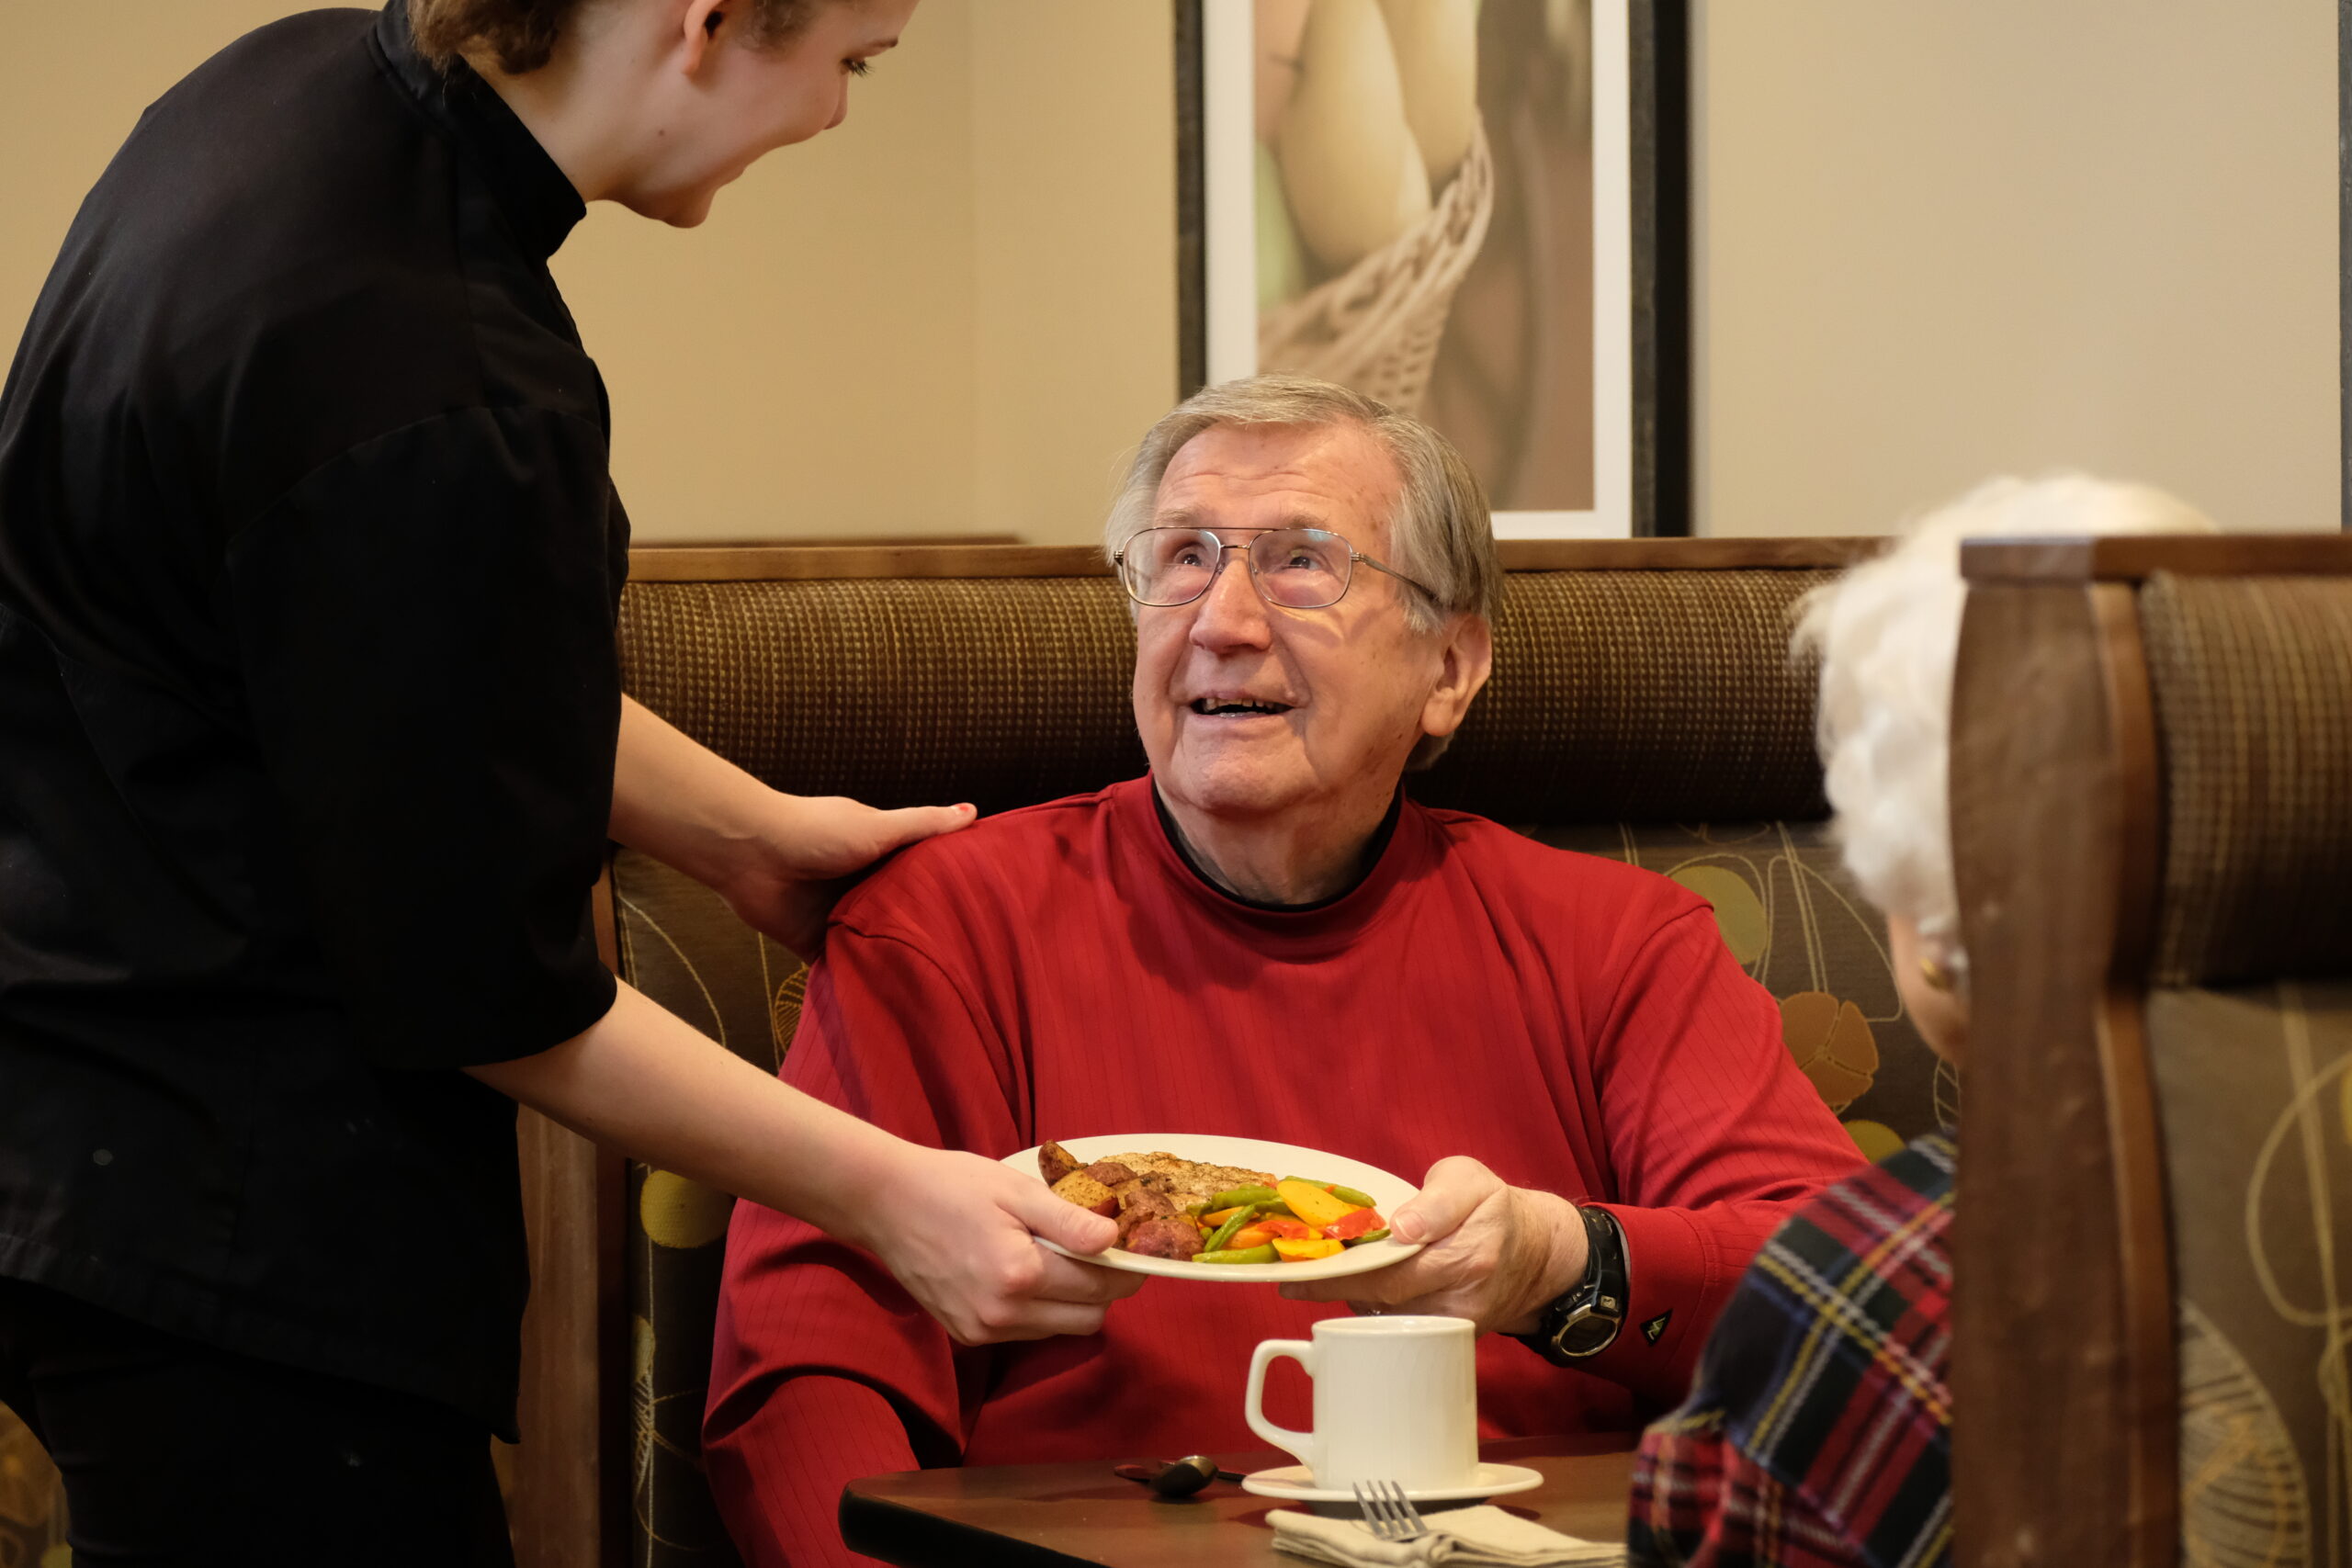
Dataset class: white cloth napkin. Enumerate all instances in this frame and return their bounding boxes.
[1268,1504,1627,1567]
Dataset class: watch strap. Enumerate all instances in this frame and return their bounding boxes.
[1515,1204,1628,1366]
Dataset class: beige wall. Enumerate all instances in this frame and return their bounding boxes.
[1694,1,2340,536]
[554,0,1176,544]
[0,3,2336,542]
[1,4,304,331]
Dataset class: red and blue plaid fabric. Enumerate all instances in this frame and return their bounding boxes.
[1628,1134,1955,1568]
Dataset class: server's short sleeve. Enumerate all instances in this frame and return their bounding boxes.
[226,406,622,1068]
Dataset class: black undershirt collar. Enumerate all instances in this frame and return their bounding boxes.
[1149,784,1406,914]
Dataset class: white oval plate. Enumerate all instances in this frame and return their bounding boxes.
[1002,1133,1422,1283]
[1239,1461,1545,1506]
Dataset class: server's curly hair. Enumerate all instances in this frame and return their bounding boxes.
[408,0,818,74]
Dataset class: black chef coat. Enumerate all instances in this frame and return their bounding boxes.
[0,5,627,1438]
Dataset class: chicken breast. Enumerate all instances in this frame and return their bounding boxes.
[1104,1152,1277,1210]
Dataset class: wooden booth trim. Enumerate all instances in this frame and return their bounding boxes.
[1963,532,2352,583]
[633,532,1025,552]
[507,861,629,1568]
[1949,579,2178,1568]
[510,1111,628,1568]
[2086,583,2185,1568]
[625,536,1886,583]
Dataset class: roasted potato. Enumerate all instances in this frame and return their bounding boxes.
[1080,1160,1136,1188]
[1113,1182,1179,1240]
[1049,1170,1119,1217]
[1038,1141,1081,1187]
[1123,1216,1204,1259]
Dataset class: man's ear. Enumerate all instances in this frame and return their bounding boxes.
[678,0,729,74]
[1419,613,1494,741]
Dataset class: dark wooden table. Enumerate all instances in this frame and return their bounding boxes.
[841,1435,1636,1567]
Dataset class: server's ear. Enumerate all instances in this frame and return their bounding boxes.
[678,0,729,74]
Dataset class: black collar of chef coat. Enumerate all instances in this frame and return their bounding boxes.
[370,2,588,264]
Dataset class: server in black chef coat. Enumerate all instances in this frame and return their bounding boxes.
[0,1,1133,1558]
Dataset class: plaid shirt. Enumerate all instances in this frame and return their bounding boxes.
[1627,1134,1955,1568]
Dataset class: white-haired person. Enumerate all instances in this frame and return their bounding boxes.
[1625,476,2217,1568]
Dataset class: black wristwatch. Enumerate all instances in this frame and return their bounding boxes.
[1515,1205,1628,1365]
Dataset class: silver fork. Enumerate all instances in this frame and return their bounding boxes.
[1351,1479,1430,1542]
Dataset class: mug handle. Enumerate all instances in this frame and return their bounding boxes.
[1244,1338,1318,1473]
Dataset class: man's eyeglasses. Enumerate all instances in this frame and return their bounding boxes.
[1113,526,1437,612]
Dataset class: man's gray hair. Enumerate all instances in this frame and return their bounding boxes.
[1102,375,1502,632]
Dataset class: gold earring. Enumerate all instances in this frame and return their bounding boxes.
[1918,955,1954,994]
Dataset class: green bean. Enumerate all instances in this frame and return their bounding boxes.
[1341,1228,1391,1247]
[1191,1244,1280,1265]
[1204,1186,1279,1212]
[1200,1204,1259,1253]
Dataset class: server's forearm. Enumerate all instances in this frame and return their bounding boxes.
[465,980,894,1243]
[464,982,1130,1346]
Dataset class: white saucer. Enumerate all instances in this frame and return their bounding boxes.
[1239,1461,1544,1506]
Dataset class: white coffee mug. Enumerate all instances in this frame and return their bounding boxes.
[1243,1314,1479,1489]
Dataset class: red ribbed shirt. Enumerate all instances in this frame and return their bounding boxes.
[704,778,1862,1566]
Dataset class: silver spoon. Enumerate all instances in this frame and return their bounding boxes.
[1113,1455,1246,1496]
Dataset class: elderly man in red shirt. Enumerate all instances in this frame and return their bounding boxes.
[703,375,1864,1567]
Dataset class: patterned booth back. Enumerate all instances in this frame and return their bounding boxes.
[529,537,1950,1568]
[1949,537,2352,1568]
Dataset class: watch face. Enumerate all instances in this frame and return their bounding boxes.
[1557,1313,1619,1357]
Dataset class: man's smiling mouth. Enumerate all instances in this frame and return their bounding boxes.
[1188,698,1294,717]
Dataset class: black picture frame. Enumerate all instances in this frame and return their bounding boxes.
[1174,0,1691,537]
[2339,0,2350,529]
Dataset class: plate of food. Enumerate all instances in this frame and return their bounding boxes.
[1002,1133,1423,1282]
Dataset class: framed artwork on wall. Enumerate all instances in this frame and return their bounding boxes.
[1176,0,1690,538]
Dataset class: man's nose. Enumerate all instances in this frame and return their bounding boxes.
[1187,548,1272,650]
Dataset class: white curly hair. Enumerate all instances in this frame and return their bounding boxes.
[1792,474,2218,985]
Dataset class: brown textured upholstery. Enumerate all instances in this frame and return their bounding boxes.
[1425,572,1833,822]
[2136,572,2352,1563]
[612,853,794,1563]
[598,557,1939,1568]
[619,570,1835,824]
[2144,983,2352,1567]
[617,581,1147,818]
[2143,574,2352,987]
[1531,821,1951,1154]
